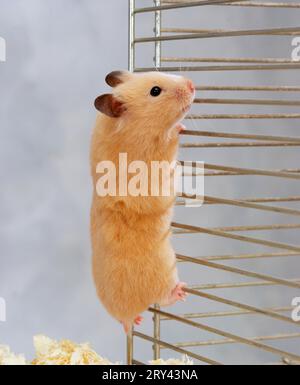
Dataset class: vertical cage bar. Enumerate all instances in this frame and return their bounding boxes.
[129,0,136,71]
[153,304,161,360]
[127,328,134,365]
[127,0,135,365]
[154,0,162,68]
[153,0,162,362]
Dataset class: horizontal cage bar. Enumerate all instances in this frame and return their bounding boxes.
[135,64,300,72]
[193,98,300,106]
[172,222,300,252]
[161,0,300,8]
[179,161,300,180]
[132,359,146,365]
[162,57,298,62]
[181,170,300,176]
[189,278,300,290]
[176,254,300,288]
[161,30,300,36]
[134,0,250,13]
[180,142,300,148]
[160,306,293,320]
[134,27,300,43]
[172,223,300,232]
[186,113,300,118]
[176,252,299,261]
[181,130,300,142]
[179,193,300,216]
[221,1,300,7]
[148,308,300,361]
[195,85,300,91]
[133,331,221,365]
[184,288,298,324]
[166,332,300,348]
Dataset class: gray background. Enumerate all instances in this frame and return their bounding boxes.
[0,0,299,364]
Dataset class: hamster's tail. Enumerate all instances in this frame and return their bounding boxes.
[122,321,132,335]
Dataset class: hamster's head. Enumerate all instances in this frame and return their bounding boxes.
[95,71,195,130]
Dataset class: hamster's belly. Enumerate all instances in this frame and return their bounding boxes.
[91,209,177,321]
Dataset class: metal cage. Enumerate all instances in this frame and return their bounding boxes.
[127,0,300,365]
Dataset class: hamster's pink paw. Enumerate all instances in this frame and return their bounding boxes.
[121,316,143,334]
[159,282,188,307]
[134,315,144,326]
[171,282,188,302]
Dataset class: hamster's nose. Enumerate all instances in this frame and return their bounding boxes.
[187,80,195,93]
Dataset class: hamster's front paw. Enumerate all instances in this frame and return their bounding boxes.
[171,282,188,302]
[161,282,188,307]
[176,123,186,134]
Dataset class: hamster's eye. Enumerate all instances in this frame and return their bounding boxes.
[150,86,162,97]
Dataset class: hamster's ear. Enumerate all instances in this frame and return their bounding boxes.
[105,71,131,88]
[94,94,126,118]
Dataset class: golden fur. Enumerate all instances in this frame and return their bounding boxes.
[90,71,195,331]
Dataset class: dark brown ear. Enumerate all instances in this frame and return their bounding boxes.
[94,94,125,118]
[105,71,131,88]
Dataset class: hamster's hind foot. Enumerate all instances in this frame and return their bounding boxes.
[134,315,144,326]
